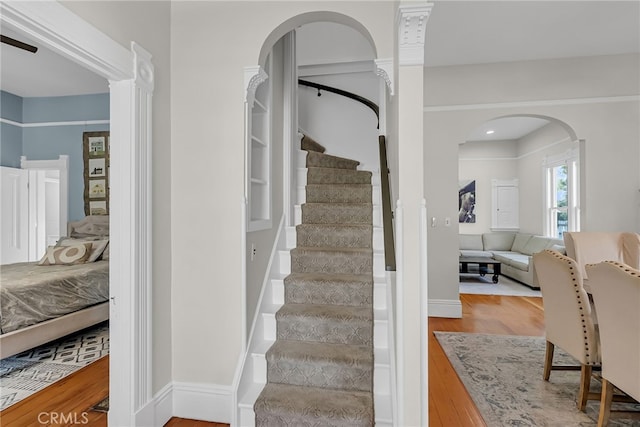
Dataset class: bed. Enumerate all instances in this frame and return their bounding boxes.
[0,215,110,359]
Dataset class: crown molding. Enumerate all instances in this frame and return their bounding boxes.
[397,3,433,66]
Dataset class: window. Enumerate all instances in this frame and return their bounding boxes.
[544,151,579,238]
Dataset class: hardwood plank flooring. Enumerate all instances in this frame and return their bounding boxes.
[429,293,545,427]
[1,294,544,427]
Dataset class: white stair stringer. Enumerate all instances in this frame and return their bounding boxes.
[235,218,291,427]
[371,177,396,426]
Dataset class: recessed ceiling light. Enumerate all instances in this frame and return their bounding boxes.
[486,130,495,135]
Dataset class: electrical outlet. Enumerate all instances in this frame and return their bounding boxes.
[445,217,451,227]
[251,243,256,261]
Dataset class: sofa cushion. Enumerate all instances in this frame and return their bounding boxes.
[550,244,567,255]
[521,236,552,255]
[493,252,531,271]
[459,234,484,251]
[511,233,533,252]
[482,232,516,251]
[460,250,493,258]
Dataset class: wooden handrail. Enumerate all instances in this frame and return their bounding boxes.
[298,78,395,271]
[379,135,396,271]
[298,79,379,128]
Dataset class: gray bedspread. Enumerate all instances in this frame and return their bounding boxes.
[0,261,109,334]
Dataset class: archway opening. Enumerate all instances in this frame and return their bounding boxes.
[458,114,583,294]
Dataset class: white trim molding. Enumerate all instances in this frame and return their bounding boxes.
[0,118,110,128]
[428,299,462,318]
[424,95,640,113]
[375,58,394,96]
[397,3,433,66]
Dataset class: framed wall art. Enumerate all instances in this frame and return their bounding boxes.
[83,131,110,215]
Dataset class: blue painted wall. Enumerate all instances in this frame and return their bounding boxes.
[1,92,109,221]
[0,91,24,168]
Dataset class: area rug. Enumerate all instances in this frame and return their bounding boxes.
[434,332,640,426]
[0,321,109,410]
[90,396,109,413]
[459,273,542,297]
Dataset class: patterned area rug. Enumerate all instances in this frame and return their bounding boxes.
[459,273,542,297]
[435,332,640,426]
[0,321,109,410]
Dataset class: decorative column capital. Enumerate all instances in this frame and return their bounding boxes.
[397,3,434,66]
[132,42,154,92]
[244,65,268,105]
[375,58,394,97]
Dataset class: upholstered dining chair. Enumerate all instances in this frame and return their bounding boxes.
[586,261,640,426]
[532,249,600,411]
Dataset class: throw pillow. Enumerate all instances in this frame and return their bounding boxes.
[38,243,92,265]
[56,237,109,262]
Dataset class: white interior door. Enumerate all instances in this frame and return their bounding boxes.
[28,169,61,260]
[1,166,29,264]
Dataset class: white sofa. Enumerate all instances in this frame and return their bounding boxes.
[459,232,565,289]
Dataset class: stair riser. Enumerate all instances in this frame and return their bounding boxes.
[276,316,372,345]
[285,281,372,306]
[291,252,373,275]
[266,358,373,392]
[256,413,373,427]
[300,204,374,225]
[306,185,372,204]
[307,168,372,185]
[296,225,372,249]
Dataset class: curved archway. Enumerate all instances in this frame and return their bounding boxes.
[257,11,378,67]
[459,113,583,241]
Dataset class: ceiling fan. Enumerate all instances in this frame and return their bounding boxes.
[1,35,38,53]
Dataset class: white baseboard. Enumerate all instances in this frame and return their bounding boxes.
[135,382,173,427]
[428,298,462,318]
[136,381,232,426]
[173,381,232,424]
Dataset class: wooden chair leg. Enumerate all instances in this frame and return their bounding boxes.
[578,364,592,411]
[598,378,614,426]
[543,341,554,381]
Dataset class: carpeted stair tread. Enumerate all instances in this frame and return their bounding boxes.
[301,134,326,153]
[306,151,359,170]
[284,273,373,306]
[306,184,372,204]
[266,340,373,391]
[254,383,373,427]
[276,303,373,345]
[307,167,372,184]
[296,223,372,248]
[301,203,373,224]
[290,247,373,275]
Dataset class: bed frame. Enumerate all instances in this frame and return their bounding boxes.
[0,215,110,359]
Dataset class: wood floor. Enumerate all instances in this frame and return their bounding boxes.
[429,293,545,427]
[0,293,544,427]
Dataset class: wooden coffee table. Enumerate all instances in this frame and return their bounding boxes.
[459,256,502,283]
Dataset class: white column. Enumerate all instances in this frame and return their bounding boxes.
[396,3,432,427]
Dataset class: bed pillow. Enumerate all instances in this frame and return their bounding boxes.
[57,237,109,262]
[38,242,93,265]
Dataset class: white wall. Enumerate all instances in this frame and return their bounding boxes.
[298,71,380,169]
[425,53,640,305]
[170,0,395,390]
[458,140,518,234]
[61,0,173,395]
[297,22,375,66]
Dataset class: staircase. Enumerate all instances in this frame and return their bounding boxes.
[236,134,393,426]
